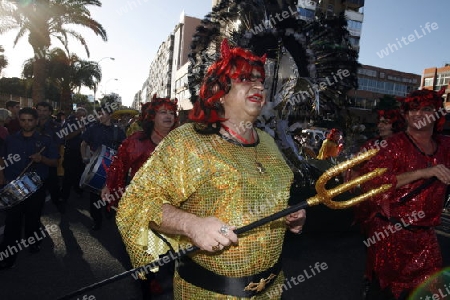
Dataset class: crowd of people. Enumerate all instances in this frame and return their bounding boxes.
[0,39,449,300]
[293,127,345,161]
[0,100,135,267]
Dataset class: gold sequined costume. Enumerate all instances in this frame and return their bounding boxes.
[116,123,294,299]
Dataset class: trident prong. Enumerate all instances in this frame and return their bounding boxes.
[306,149,392,209]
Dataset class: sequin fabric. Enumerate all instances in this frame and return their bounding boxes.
[116,123,293,299]
[106,130,157,194]
[359,132,450,297]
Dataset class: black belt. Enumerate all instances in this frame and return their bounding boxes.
[177,256,281,297]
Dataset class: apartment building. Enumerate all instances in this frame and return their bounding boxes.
[171,13,202,111]
[420,64,450,133]
[348,64,420,110]
[131,12,201,111]
[144,35,175,102]
[297,0,364,50]
[421,65,450,112]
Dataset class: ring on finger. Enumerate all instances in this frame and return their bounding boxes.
[212,242,221,251]
[219,225,229,236]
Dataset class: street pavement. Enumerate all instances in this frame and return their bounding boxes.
[0,190,449,300]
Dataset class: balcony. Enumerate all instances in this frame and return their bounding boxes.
[342,0,364,9]
[345,10,364,22]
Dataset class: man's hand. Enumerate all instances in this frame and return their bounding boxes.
[101,186,118,212]
[423,164,450,185]
[154,204,238,253]
[184,216,238,253]
[397,164,450,188]
[285,208,306,234]
[29,152,43,163]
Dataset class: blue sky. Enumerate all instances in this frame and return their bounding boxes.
[1,0,449,107]
[359,0,449,74]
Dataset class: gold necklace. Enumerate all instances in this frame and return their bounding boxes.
[220,126,266,175]
[255,144,266,174]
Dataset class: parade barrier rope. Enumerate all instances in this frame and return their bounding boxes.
[56,149,391,300]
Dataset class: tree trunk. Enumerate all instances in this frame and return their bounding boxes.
[29,0,51,105]
[32,54,47,104]
[61,86,73,113]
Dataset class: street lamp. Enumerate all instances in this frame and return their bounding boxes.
[102,78,119,95]
[98,56,115,64]
[93,57,115,108]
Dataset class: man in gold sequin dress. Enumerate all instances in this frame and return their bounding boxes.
[116,39,306,300]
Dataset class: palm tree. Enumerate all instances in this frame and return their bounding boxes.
[23,47,101,112]
[0,0,107,103]
[0,45,8,74]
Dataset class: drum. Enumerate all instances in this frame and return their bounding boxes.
[0,172,43,210]
[80,145,116,194]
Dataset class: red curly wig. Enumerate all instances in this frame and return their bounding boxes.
[138,94,179,137]
[188,39,267,124]
[397,88,445,132]
[377,109,405,133]
[141,94,178,128]
[326,128,340,141]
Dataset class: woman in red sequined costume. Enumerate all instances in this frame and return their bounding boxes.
[360,88,450,299]
[101,95,178,206]
[101,95,177,300]
[347,109,405,183]
[368,108,405,146]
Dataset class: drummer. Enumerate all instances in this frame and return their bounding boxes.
[0,107,59,270]
[80,104,126,231]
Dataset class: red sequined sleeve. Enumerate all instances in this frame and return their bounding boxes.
[106,137,133,193]
[359,136,400,220]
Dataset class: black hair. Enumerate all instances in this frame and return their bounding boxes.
[19,107,38,119]
[5,100,19,109]
[36,101,54,114]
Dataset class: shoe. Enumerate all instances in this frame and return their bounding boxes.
[29,244,41,254]
[0,261,14,270]
[90,223,102,231]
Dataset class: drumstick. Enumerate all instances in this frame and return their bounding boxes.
[17,147,46,179]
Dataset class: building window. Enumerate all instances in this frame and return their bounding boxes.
[348,37,359,48]
[357,77,409,96]
[424,77,434,87]
[436,72,450,88]
[347,20,362,31]
[298,7,315,20]
[380,72,385,78]
[358,68,377,77]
